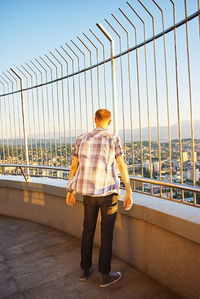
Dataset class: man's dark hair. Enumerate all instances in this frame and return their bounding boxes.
[95,109,111,121]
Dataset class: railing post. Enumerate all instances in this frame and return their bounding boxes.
[10,68,30,180]
[96,23,118,135]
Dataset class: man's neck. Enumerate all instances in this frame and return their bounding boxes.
[96,125,107,129]
[96,124,108,130]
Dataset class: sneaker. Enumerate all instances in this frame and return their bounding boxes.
[79,269,90,282]
[100,271,122,288]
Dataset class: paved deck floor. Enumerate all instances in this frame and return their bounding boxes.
[0,215,181,299]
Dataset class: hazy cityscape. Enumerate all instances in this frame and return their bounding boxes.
[1,136,200,204]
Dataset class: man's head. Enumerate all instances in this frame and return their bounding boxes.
[94,109,111,129]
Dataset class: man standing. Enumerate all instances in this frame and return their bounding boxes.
[66,109,133,288]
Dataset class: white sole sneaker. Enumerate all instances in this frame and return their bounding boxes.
[79,269,91,282]
[100,271,122,288]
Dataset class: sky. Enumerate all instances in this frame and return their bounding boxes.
[0,0,131,71]
[0,0,199,138]
[0,0,198,71]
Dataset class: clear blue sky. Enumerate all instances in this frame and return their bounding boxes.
[0,0,198,71]
[0,0,131,71]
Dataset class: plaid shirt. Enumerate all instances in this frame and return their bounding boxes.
[66,128,124,196]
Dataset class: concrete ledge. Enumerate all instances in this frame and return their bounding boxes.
[0,176,199,244]
[0,176,200,299]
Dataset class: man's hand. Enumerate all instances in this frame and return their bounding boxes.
[66,192,76,206]
[116,155,133,210]
[124,192,133,210]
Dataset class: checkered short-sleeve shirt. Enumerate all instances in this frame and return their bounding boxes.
[66,128,124,196]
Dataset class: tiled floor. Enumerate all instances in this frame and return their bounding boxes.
[0,215,181,299]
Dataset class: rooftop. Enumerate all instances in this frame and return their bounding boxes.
[0,215,180,299]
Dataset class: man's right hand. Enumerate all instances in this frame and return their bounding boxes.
[124,192,133,210]
[66,192,76,206]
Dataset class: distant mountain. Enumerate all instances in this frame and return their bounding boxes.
[1,120,200,145]
[118,120,200,142]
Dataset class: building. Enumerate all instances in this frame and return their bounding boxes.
[153,161,160,173]
[57,170,64,178]
[187,167,199,181]
[143,162,152,171]
[42,169,49,177]
[172,161,180,169]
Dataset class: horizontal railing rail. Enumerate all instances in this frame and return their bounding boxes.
[1,164,200,207]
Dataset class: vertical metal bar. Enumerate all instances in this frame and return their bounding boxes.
[169,0,184,201]
[77,36,95,129]
[40,56,58,165]
[7,70,25,167]
[119,8,143,181]
[30,60,47,165]
[3,73,14,161]
[10,68,30,178]
[104,18,126,160]
[138,0,162,195]
[21,65,38,165]
[127,2,153,183]
[44,54,60,167]
[96,23,118,135]
[54,48,68,166]
[25,63,43,166]
[110,14,134,171]
[35,58,53,162]
[70,41,89,132]
[66,43,83,134]
[16,67,34,163]
[0,76,10,161]
[83,33,100,109]
[89,29,107,108]
[184,0,196,205]
[60,46,77,139]
[56,48,72,159]
[152,0,172,198]
[49,51,63,165]
[0,81,6,162]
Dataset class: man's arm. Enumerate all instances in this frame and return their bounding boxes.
[66,157,79,206]
[116,155,133,210]
[68,157,79,180]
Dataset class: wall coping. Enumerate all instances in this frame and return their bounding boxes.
[0,175,200,245]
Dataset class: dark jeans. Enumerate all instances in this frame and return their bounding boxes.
[80,192,119,274]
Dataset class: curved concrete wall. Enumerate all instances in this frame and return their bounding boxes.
[0,177,200,299]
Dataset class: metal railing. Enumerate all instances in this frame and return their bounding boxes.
[1,163,200,207]
[0,0,200,207]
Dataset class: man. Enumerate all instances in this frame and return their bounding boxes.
[66,109,133,288]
